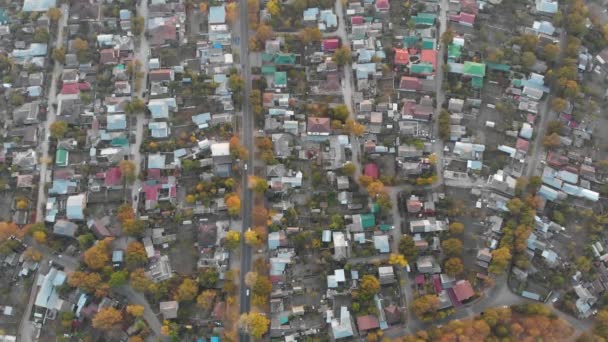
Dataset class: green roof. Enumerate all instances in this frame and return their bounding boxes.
[274,71,287,86]
[279,316,289,324]
[486,62,511,72]
[472,76,484,88]
[448,44,461,60]
[261,65,277,75]
[380,224,393,231]
[56,149,68,167]
[361,213,376,229]
[404,36,419,48]
[421,38,435,50]
[371,203,379,213]
[0,9,9,25]
[463,61,486,77]
[412,13,436,26]
[410,63,434,74]
[512,79,523,87]
[274,53,296,65]
[110,137,129,147]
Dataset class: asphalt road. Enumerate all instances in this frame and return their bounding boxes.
[237,0,254,340]
[35,4,69,223]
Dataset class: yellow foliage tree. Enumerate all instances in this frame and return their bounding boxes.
[239,312,270,339]
[225,193,241,216]
[33,231,46,244]
[225,230,241,250]
[126,305,145,317]
[197,290,217,310]
[245,229,263,247]
[388,253,407,267]
[83,238,112,270]
[92,307,123,331]
[174,278,198,302]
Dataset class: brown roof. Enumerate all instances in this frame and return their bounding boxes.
[356,315,379,331]
[453,280,475,302]
[212,301,226,320]
[384,304,401,324]
[99,49,118,65]
[307,117,331,134]
[399,76,422,91]
[149,69,172,82]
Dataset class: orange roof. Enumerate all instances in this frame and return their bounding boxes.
[420,50,437,71]
[394,48,410,65]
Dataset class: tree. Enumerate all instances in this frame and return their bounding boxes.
[342,162,356,176]
[331,104,350,122]
[333,46,352,66]
[444,257,464,276]
[24,247,42,261]
[449,222,464,235]
[411,295,439,319]
[249,175,268,194]
[255,24,274,43]
[225,231,241,250]
[398,235,417,259]
[117,204,135,223]
[266,0,280,16]
[344,119,365,136]
[16,199,28,210]
[521,51,537,69]
[547,120,564,135]
[543,44,560,62]
[125,98,145,114]
[130,268,152,292]
[245,229,263,247]
[226,3,238,24]
[229,136,249,160]
[108,270,128,287]
[225,192,241,216]
[83,238,111,270]
[131,16,145,36]
[360,275,380,297]
[50,121,68,139]
[73,37,88,52]
[122,219,145,237]
[489,247,512,274]
[298,27,322,45]
[197,290,217,310]
[199,267,220,288]
[92,307,123,331]
[438,109,450,141]
[33,27,49,43]
[366,180,385,197]
[33,231,46,244]
[69,271,103,293]
[126,305,145,318]
[126,241,148,267]
[595,309,608,338]
[175,278,199,302]
[119,160,137,183]
[229,74,244,93]
[388,253,407,267]
[441,29,455,45]
[543,133,561,148]
[240,312,270,338]
[575,256,592,272]
[52,47,66,63]
[441,238,463,256]
[47,7,62,22]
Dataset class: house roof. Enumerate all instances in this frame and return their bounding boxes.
[356,315,379,331]
[323,38,340,51]
[55,149,68,167]
[209,5,226,24]
[364,163,379,179]
[105,167,122,186]
[452,280,474,302]
[53,220,78,237]
[420,50,437,71]
[399,76,422,91]
[412,13,436,26]
[394,48,410,65]
[307,117,331,134]
[107,114,127,131]
[463,61,486,77]
[375,0,389,9]
[410,63,434,75]
[23,0,56,12]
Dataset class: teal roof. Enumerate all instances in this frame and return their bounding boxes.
[486,62,511,72]
[412,13,436,26]
[261,65,276,74]
[421,38,435,50]
[274,53,296,65]
[361,213,376,229]
[0,8,9,25]
[111,137,129,147]
[261,53,274,62]
[274,71,287,86]
[448,44,461,60]
[380,224,393,231]
[410,63,434,74]
[56,149,68,167]
[512,78,523,87]
[371,203,379,213]
[403,36,419,48]
[472,76,483,88]
[279,316,289,324]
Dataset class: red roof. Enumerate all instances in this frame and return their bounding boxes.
[415,274,425,285]
[351,16,364,25]
[364,163,379,179]
[460,0,478,14]
[394,48,410,65]
[516,138,530,152]
[148,168,162,181]
[459,12,476,25]
[399,76,422,91]
[432,274,443,293]
[452,280,475,302]
[375,0,390,10]
[322,38,340,52]
[61,83,80,95]
[406,199,423,213]
[356,315,380,331]
[307,117,331,134]
[546,152,569,168]
[104,167,122,186]
[143,184,160,201]
[420,50,437,71]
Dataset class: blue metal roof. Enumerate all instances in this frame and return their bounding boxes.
[209,6,226,24]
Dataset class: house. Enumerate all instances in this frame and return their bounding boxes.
[399,76,422,92]
[373,235,390,253]
[375,0,390,12]
[307,117,331,136]
[394,49,410,66]
[112,250,123,267]
[323,38,340,52]
[364,163,379,179]
[452,280,475,302]
[574,284,597,318]
[149,69,174,82]
[410,219,445,233]
[536,0,558,14]
[477,248,493,263]
[99,49,119,65]
[331,306,354,339]
[53,220,78,238]
[34,267,66,316]
[384,305,401,325]
[12,102,40,125]
[66,194,86,220]
[406,196,423,214]
[148,98,177,119]
[356,315,380,332]
[160,301,179,320]
[23,0,57,12]
[378,266,396,284]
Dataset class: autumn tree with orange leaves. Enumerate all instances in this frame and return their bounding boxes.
[225,192,241,216]
[92,307,123,331]
[230,136,248,160]
[83,238,112,270]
